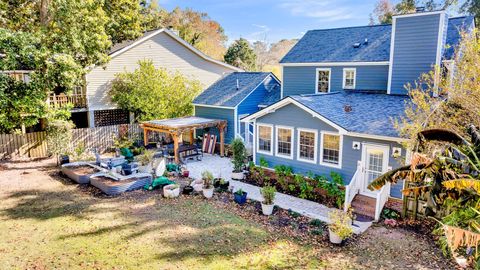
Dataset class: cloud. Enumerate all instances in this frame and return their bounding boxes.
[278,0,356,22]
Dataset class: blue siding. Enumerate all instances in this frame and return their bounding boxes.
[389,13,443,95]
[194,106,235,143]
[255,103,405,198]
[238,76,279,115]
[282,65,389,97]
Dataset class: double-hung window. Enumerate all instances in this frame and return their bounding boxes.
[343,68,356,89]
[257,124,273,155]
[316,68,331,93]
[297,129,317,163]
[276,126,293,159]
[320,133,342,168]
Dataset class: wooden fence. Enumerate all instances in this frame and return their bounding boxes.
[0,124,142,160]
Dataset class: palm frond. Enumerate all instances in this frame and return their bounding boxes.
[402,185,431,196]
[368,165,411,190]
[418,129,471,147]
[443,179,480,193]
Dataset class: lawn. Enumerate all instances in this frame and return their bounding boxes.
[0,159,454,269]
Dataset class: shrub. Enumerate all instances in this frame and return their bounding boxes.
[231,138,246,172]
[137,149,155,166]
[260,185,276,205]
[46,119,74,163]
[328,210,353,240]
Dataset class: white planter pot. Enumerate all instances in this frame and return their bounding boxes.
[328,228,343,244]
[138,165,152,174]
[191,179,203,192]
[261,203,274,215]
[203,187,214,198]
[163,184,180,198]
[231,171,245,180]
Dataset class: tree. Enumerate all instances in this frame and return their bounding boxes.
[224,38,256,71]
[46,118,74,164]
[140,0,167,31]
[110,60,202,121]
[371,0,395,24]
[460,0,480,22]
[104,0,142,44]
[253,41,270,71]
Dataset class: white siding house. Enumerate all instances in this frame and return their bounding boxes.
[78,29,240,127]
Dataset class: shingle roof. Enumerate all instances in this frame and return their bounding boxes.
[259,84,282,107]
[281,16,474,63]
[291,91,410,137]
[193,72,277,107]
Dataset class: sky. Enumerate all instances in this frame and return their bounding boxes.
[159,0,380,44]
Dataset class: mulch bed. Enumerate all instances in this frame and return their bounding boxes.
[68,165,99,175]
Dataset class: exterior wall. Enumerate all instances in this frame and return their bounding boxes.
[194,106,235,143]
[254,103,405,199]
[237,76,279,116]
[389,13,444,95]
[282,65,389,97]
[86,31,236,111]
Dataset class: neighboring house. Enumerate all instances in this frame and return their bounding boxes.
[49,28,241,128]
[193,72,281,145]
[242,11,474,220]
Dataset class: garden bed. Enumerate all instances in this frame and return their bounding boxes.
[60,162,102,184]
[244,164,345,209]
[90,173,152,196]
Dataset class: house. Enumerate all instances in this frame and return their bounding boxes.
[242,11,474,220]
[193,72,281,145]
[48,28,241,128]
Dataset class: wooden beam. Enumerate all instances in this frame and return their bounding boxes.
[189,129,194,144]
[219,124,225,157]
[143,128,148,146]
[173,133,179,163]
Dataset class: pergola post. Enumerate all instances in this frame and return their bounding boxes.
[189,129,194,144]
[143,128,148,146]
[173,132,180,163]
[219,123,225,157]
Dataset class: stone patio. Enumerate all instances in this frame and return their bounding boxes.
[184,154,372,234]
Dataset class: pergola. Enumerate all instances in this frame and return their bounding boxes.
[140,116,227,163]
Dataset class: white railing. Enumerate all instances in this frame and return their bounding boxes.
[374,176,391,221]
[344,161,362,212]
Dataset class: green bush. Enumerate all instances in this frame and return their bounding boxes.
[231,138,246,172]
[260,185,276,205]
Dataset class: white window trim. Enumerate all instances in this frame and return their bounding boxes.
[342,68,356,89]
[275,125,294,160]
[256,123,273,156]
[320,131,343,169]
[296,128,318,164]
[315,68,331,93]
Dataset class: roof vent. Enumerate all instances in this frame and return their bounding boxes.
[353,42,361,48]
[364,38,368,45]
[344,104,352,113]
[415,6,426,12]
[236,78,239,90]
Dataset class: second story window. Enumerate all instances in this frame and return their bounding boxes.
[343,68,356,89]
[316,68,331,93]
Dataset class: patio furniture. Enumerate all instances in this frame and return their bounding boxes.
[202,133,217,154]
[178,143,203,162]
[140,116,227,163]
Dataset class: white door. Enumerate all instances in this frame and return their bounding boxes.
[361,144,389,196]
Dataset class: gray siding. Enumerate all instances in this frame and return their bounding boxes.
[86,31,236,111]
[254,103,405,198]
[389,13,443,95]
[282,65,389,97]
[194,106,235,143]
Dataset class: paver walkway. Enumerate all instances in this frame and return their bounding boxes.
[185,154,371,234]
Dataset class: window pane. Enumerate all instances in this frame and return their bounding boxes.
[322,134,340,164]
[258,126,271,152]
[299,131,315,160]
[344,70,355,88]
[317,70,329,93]
[277,128,292,156]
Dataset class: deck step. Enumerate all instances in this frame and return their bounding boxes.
[351,194,376,219]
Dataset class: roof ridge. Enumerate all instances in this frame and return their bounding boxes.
[307,24,391,33]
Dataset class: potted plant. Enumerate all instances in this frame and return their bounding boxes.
[202,170,214,199]
[231,138,246,180]
[137,150,155,173]
[191,179,203,192]
[214,178,230,191]
[163,184,180,198]
[328,209,354,244]
[260,185,276,215]
[234,188,248,205]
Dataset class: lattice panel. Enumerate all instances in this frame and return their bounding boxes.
[94,109,129,127]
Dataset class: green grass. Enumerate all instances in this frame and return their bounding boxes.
[0,185,327,269]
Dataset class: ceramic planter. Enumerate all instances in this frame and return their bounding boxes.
[202,187,214,198]
[234,191,247,205]
[261,203,274,215]
[163,184,180,198]
[191,179,203,192]
[182,186,194,195]
[231,171,245,180]
[328,228,343,244]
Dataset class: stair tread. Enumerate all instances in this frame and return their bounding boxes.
[351,194,376,218]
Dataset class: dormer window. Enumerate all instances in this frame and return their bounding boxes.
[343,68,356,89]
[316,68,331,93]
